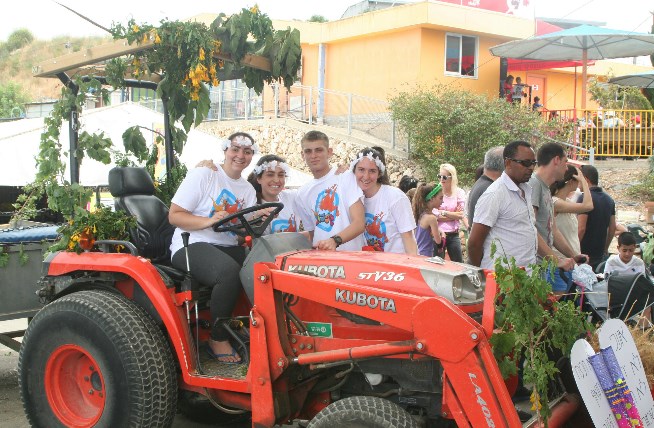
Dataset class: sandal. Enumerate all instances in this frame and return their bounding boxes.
[207,346,242,364]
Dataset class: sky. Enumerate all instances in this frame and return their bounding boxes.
[1,0,652,42]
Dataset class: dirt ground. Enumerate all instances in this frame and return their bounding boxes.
[0,159,650,426]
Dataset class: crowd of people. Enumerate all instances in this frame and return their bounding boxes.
[167,130,633,362]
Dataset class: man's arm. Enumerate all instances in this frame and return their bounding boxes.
[537,229,575,271]
[578,213,588,241]
[317,200,365,250]
[605,214,617,254]
[467,223,490,267]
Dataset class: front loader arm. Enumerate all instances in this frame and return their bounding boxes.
[252,262,521,428]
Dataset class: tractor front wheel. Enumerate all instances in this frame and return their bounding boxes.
[308,396,419,428]
[19,290,177,427]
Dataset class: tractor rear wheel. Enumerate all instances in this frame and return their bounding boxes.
[19,290,177,428]
[308,396,419,428]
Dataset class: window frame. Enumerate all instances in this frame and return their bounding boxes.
[444,32,479,79]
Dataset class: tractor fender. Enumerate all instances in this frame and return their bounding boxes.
[43,250,197,378]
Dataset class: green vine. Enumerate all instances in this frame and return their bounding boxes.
[489,241,592,423]
[12,6,301,254]
[12,78,111,222]
[0,247,8,268]
[18,243,29,266]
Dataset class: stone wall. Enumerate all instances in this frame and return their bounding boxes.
[197,119,426,186]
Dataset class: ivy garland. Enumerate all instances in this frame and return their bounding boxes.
[13,6,302,253]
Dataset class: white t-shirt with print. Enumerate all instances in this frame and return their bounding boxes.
[603,255,646,276]
[267,189,303,234]
[169,166,256,257]
[294,168,365,251]
[364,185,416,254]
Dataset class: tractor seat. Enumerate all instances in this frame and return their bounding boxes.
[108,167,175,266]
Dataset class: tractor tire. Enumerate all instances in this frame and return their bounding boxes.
[308,396,419,428]
[19,290,177,428]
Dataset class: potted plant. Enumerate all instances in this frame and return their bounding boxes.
[489,242,593,423]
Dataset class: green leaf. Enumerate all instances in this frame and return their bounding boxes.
[122,126,149,162]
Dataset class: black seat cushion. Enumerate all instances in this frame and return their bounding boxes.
[109,167,175,264]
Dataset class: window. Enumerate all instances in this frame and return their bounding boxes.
[445,33,478,77]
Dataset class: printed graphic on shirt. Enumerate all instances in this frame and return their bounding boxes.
[271,214,298,233]
[364,212,389,251]
[209,189,244,224]
[312,184,340,232]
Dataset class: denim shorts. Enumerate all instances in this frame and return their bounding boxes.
[546,268,572,292]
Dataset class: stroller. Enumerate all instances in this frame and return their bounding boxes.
[578,271,654,324]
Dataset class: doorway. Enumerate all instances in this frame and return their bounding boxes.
[526,74,546,109]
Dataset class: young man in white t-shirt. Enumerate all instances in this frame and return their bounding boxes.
[604,231,651,327]
[604,231,646,275]
[294,131,366,251]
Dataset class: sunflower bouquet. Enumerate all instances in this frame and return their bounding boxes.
[50,207,136,254]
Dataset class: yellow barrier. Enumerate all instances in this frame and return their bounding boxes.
[576,109,654,159]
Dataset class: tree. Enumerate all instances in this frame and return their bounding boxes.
[389,85,567,184]
[6,29,34,52]
[308,15,328,23]
[0,82,29,118]
[588,75,652,111]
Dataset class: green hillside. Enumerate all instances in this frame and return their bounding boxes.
[0,30,110,103]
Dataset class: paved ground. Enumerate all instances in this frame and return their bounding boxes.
[0,319,242,427]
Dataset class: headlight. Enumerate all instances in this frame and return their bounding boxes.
[420,264,485,305]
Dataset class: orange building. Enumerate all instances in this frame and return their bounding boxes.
[195,1,652,116]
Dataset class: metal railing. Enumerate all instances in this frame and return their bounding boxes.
[546,108,654,159]
[277,84,409,152]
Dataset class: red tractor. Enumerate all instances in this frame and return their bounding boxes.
[18,166,546,428]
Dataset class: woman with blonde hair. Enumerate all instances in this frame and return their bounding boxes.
[412,183,444,257]
[435,163,465,262]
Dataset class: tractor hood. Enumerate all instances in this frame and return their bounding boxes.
[277,250,486,307]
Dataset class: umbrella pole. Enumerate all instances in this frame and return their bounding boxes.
[574,66,577,120]
[581,49,588,110]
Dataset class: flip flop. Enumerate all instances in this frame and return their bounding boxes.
[207,346,242,364]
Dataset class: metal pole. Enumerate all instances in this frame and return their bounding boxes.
[589,147,595,165]
[274,84,279,118]
[348,93,352,135]
[245,88,249,120]
[309,87,313,124]
[391,120,396,149]
[69,108,80,185]
[162,94,174,184]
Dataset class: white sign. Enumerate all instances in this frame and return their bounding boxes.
[599,319,654,426]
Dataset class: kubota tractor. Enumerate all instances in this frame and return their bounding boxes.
[19,166,546,427]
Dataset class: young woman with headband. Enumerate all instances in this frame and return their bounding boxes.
[350,147,417,255]
[247,154,303,234]
[412,183,444,257]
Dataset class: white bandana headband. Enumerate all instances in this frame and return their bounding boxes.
[253,160,290,176]
[221,135,260,154]
[350,151,386,174]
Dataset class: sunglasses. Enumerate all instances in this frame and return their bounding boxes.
[506,158,538,168]
[438,175,452,181]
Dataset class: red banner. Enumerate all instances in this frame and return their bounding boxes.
[436,0,533,18]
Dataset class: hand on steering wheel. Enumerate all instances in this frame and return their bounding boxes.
[211,202,284,239]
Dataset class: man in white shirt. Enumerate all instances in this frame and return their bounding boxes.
[468,141,538,270]
[294,131,366,251]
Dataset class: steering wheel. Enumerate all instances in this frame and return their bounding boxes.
[212,202,284,239]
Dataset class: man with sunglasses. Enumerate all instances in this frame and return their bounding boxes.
[468,141,539,270]
[528,143,585,292]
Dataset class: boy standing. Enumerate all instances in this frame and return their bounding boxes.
[604,232,646,275]
[294,131,366,251]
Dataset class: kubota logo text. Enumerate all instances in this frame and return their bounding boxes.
[335,289,397,313]
[287,265,346,279]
